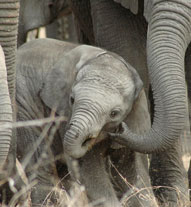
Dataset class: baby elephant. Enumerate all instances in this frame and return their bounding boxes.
[16,38,156,207]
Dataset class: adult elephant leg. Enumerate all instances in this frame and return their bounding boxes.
[149,140,189,206]
[89,0,149,95]
[0,0,21,203]
[68,0,95,45]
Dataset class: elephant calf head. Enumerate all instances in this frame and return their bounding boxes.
[62,45,143,158]
[25,39,143,159]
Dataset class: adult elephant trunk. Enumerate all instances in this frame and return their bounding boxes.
[0,0,19,168]
[0,0,19,101]
[115,1,191,153]
[64,101,104,158]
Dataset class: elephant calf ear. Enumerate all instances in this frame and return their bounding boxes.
[67,44,106,72]
[113,0,138,14]
[113,53,143,100]
[130,64,143,100]
[125,89,151,134]
[39,63,74,116]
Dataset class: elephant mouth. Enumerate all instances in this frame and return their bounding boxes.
[82,130,108,150]
[116,123,124,133]
[109,123,126,149]
[82,137,96,149]
[64,136,103,159]
[81,125,123,152]
[64,127,117,158]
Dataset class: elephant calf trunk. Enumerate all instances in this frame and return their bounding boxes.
[64,123,95,158]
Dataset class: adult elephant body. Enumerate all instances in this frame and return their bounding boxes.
[69,0,191,205]
[18,0,69,46]
[16,38,157,207]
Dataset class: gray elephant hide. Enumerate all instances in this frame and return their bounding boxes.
[16,38,156,207]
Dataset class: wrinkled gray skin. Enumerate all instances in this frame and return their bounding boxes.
[0,0,18,170]
[16,38,157,207]
[69,0,191,205]
[0,1,27,205]
[0,46,12,169]
[18,0,69,46]
[0,46,14,203]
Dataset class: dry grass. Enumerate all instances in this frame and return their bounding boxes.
[8,158,191,207]
[7,173,190,207]
[0,117,190,207]
[8,174,190,207]
[39,182,90,207]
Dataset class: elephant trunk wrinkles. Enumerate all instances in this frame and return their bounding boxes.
[0,47,12,170]
[119,1,191,153]
[0,1,19,169]
[64,104,100,158]
[64,124,86,158]
[0,0,19,101]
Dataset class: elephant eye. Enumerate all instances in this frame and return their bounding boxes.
[70,96,75,105]
[110,110,120,119]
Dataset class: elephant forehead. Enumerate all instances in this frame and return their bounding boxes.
[74,88,124,110]
[75,76,135,101]
[73,82,132,109]
[74,82,120,98]
[77,66,134,88]
[75,79,123,97]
